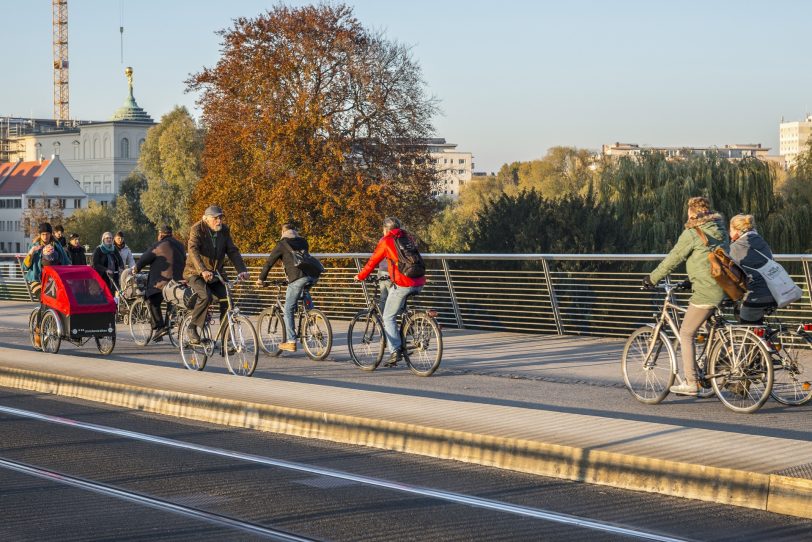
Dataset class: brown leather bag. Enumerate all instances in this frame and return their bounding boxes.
[694,227,747,301]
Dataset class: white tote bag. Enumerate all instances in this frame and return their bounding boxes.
[741,250,803,308]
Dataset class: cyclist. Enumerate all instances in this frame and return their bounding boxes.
[354,217,425,366]
[728,214,776,324]
[255,223,320,352]
[135,224,187,342]
[643,196,728,396]
[184,205,250,345]
[22,222,70,297]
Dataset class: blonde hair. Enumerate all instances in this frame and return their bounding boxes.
[686,196,711,218]
[730,214,756,233]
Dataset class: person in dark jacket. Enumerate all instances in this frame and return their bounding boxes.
[67,233,86,265]
[53,225,67,248]
[92,231,124,296]
[729,214,776,324]
[22,222,70,297]
[135,225,187,340]
[644,197,729,397]
[256,223,319,352]
[184,205,250,344]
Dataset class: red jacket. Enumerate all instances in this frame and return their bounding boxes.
[357,229,426,288]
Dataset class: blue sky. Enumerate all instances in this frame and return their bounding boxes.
[2,0,810,173]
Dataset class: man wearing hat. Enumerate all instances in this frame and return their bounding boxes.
[183,206,250,344]
[135,225,187,341]
[21,222,70,298]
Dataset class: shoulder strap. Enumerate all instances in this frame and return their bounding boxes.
[693,226,709,246]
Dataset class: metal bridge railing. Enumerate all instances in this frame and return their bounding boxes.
[2,252,810,338]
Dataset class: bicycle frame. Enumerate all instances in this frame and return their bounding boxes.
[266,280,315,341]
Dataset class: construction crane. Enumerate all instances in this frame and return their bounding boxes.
[52,0,69,125]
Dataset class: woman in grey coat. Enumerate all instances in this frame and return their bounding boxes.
[728,214,776,323]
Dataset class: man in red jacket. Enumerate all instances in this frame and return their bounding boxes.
[355,217,426,366]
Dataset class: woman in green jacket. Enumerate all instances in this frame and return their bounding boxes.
[643,196,728,396]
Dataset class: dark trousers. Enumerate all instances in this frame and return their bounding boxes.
[146,292,165,330]
[188,275,227,329]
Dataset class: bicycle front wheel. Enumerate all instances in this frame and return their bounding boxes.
[224,314,259,377]
[301,309,333,361]
[770,329,812,406]
[622,326,676,404]
[348,310,385,371]
[128,298,153,346]
[709,328,773,413]
[40,310,62,354]
[178,315,208,371]
[257,308,285,356]
[402,313,443,377]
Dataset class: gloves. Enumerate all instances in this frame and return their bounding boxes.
[677,279,692,291]
[642,276,655,290]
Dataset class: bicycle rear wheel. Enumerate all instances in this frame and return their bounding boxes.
[622,326,676,404]
[402,312,443,377]
[257,308,285,356]
[40,310,61,354]
[128,298,153,346]
[95,334,116,355]
[347,310,385,371]
[178,314,208,371]
[301,309,332,361]
[770,329,812,406]
[709,328,773,413]
[224,314,259,377]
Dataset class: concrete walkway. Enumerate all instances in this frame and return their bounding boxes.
[0,301,810,519]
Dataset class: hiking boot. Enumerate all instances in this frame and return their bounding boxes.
[383,350,403,367]
[670,381,699,396]
[279,341,297,352]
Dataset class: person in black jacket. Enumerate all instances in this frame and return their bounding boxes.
[67,233,86,265]
[135,225,187,341]
[255,223,319,352]
[92,231,124,295]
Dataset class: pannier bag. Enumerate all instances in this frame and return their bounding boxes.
[694,227,747,301]
[284,240,325,277]
[741,250,803,309]
[162,279,196,309]
[394,231,426,279]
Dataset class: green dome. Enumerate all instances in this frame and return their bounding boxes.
[110,67,153,122]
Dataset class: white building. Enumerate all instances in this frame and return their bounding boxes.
[424,139,473,199]
[0,157,88,253]
[779,115,812,168]
[602,142,772,161]
[4,68,154,204]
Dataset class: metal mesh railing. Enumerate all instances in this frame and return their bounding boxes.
[2,252,811,338]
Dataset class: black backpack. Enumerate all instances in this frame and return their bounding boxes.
[284,240,325,278]
[393,231,426,279]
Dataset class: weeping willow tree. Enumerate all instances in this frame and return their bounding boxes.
[598,153,812,253]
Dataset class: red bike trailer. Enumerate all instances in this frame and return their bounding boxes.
[29,265,117,355]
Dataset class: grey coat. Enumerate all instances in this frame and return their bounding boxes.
[729,231,775,306]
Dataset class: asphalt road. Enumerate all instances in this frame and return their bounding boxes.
[1,389,811,541]
[0,300,809,445]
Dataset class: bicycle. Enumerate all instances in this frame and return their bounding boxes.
[757,314,812,406]
[347,276,443,377]
[622,281,774,413]
[255,279,333,360]
[177,272,259,376]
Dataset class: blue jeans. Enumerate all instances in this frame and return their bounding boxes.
[285,276,317,340]
[382,284,422,353]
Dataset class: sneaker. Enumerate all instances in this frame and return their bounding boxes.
[383,350,403,367]
[670,381,699,396]
[279,341,297,352]
[152,327,169,343]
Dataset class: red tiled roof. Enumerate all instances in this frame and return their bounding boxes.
[0,160,51,196]
[0,162,17,179]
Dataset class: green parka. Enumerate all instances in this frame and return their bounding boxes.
[649,213,729,308]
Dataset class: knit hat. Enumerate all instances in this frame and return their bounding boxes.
[39,222,53,234]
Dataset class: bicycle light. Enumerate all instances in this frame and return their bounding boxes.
[696,333,706,344]
[427,309,438,318]
[804,324,812,332]
[753,327,766,338]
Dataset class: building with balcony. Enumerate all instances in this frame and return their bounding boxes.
[602,142,773,161]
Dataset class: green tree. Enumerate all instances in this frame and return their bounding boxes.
[186,3,439,252]
[64,201,116,250]
[113,171,155,251]
[139,106,203,237]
